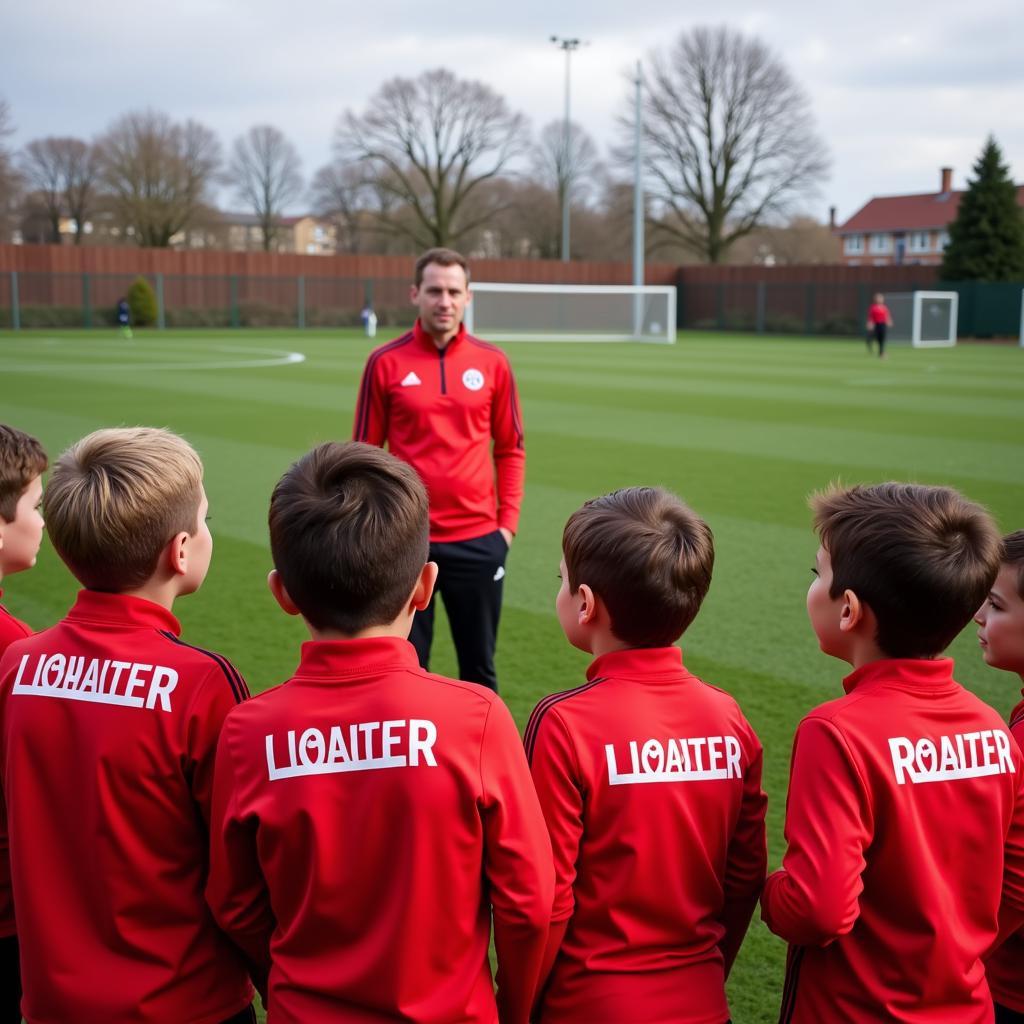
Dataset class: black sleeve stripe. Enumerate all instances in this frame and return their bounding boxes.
[523,677,607,763]
[159,631,250,704]
[509,376,525,449]
[779,945,805,1023]
[354,333,413,441]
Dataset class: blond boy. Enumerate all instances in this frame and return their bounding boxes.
[0,427,254,1024]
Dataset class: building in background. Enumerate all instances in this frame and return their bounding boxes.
[835,167,1024,267]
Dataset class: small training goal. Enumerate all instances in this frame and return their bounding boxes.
[882,291,959,347]
[463,283,677,343]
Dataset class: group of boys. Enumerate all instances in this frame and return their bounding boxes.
[0,416,1023,1024]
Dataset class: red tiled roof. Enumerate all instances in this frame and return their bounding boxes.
[838,186,1024,234]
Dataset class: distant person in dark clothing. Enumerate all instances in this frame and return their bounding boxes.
[117,298,133,339]
[866,293,893,358]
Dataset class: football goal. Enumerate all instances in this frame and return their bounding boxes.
[463,283,677,343]
[882,291,959,347]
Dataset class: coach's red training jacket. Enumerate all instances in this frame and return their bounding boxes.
[353,320,525,542]
[986,695,1024,1013]
[207,636,554,1024]
[0,590,253,1024]
[0,593,31,939]
[762,658,1024,1023]
[526,647,767,1024]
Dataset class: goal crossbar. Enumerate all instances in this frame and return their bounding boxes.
[464,283,677,344]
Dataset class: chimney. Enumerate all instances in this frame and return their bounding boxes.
[828,205,836,229]
[940,167,953,194]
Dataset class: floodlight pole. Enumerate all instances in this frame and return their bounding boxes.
[551,36,581,263]
[633,61,645,337]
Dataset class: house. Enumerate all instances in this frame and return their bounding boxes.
[181,213,338,254]
[834,168,1024,267]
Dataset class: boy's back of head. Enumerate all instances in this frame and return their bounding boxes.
[43,427,203,592]
[0,424,47,523]
[811,481,1002,659]
[269,441,429,635]
[563,486,714,647]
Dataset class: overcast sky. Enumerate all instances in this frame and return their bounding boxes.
[4,0,1023,224]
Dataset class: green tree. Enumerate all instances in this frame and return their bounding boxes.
[941,137,1024,281]
[127,276,157,326]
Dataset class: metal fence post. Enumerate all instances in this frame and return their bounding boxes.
[805,284,816,335]
[297,275,305,329]
[755,282,766,334]
[230,275,239,328]
[10,271,19,331]
[82,272,92,328]
[156,274,166,330]
[716,283,725,331]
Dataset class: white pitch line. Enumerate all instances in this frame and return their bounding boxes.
[0,344,307,373]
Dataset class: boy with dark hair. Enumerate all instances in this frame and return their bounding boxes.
[975,530,1024,1023]
[0,423,46,1023]
[762,483,1024,1023]
[207,441,553,1023]
[0,423,46,664]
[0,427,254,1024]
[526,486,766,1024]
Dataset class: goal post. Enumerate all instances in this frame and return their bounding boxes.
[463,283,677,343]
[880,291,958,347]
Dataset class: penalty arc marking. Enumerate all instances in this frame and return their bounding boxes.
[2,342,307,373]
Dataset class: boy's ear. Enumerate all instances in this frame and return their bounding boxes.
[577,583,599,626]
[839,588,869,634]
[411,561,438,613]
[268,569,301,616]
[166,531,190,578]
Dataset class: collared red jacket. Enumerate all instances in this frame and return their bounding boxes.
[762,658,1024,1023]
[353,320,525,543]
[0,590,253,1024]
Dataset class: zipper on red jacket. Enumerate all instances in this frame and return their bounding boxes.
[438,346,447,394]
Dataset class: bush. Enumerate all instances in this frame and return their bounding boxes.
[127,276,158,327]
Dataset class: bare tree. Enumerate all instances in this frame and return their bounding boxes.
[632,25,829,263]
[20,138,65,242]
[335,68,529,248]
[534,120,603,212]
[19,137,100,244]
[96,110,222,247]
[310,161,368,253]
[0,99,22,242]
[230,125,304,251]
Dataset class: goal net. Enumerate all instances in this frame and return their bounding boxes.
[463,283,677,343]
[882,291,958,347]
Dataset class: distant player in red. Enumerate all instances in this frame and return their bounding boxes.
[0,428,255,1024]
[353,247,525,691]
[866,292,894,358]
[527,487,767,1024]
[975,530,1024,1024]
[0,424,47,1023]
[762,483,1024,1023]
[206,442,553,1023]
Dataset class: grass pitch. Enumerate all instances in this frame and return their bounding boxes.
[2,327,1022,1022]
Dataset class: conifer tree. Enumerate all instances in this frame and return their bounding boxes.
[941,137,1024,281]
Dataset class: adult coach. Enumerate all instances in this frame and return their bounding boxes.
[353,248,525,691]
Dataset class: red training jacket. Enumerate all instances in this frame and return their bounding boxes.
[0,593,31,939]
[207,636,554,1024]
[353,320,525,543]
[0,590,253,1024]
[761,658,1024,1023]
[526,647,767,1024]
[986,694,1024,1012]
